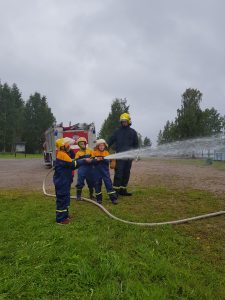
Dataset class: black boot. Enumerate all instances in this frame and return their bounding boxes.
[111,197,118,205]
[120,188,132,196]
[123,191,132,196]
[109,192,118,205]
[89,188,95,200]
[76,189,82,201]
[96,193,102,204]
[113,187,120,198]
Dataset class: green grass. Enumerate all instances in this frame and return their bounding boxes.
[210,160,225,171]
[1,188,225,299]
[0,153,42,159]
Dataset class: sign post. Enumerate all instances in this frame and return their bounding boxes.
[15,142,26,158]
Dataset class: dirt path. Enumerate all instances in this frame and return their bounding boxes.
[0,158,225,194]
[130,160,225,194]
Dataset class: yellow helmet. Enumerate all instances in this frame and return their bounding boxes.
[120,113,131,124]
[55,138,73,150]
[55,138,66,150]
[77,137,87,145]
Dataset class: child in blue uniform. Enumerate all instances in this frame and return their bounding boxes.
[62,137,76,181]
[92,139,118,204]
[53,138,84,225]
[75,137,95,200]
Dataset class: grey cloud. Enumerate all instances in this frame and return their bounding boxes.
[0,0,225,143]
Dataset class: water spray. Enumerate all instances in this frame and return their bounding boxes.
[105,134,225,160]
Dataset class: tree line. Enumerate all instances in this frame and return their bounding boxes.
[0,82,151,155]
[0,82,55,153]
[1,81,222,154]
[158,88,225,145]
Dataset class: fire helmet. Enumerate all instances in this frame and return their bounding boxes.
[55,138,72,150]
[77,137,87,145]
[120,113,131,124]
[95,139,108,148]
[63,137,75,145]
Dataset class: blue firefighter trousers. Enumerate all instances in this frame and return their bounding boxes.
[76,165,95,191]
[55,186,70,222]
[95,166,117,202]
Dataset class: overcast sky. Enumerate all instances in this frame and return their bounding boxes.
[1,0,225,144]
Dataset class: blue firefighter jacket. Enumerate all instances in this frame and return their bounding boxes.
[75,147,94,188]
[53,150,82,193]
[107,125,138,152]
[75,147,94,171]
[75,147,93,163]
[92,149,110,176]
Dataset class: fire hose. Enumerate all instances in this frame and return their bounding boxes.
[43,168,225,226]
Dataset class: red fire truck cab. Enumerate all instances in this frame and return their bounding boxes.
[43,122,96,167]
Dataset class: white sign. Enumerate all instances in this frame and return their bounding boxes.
[15,144,25,152]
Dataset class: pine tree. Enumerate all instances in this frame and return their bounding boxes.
[143,137,152,147]
[99,98,129,141]
[23,93,55,153]
[0,83,24,152]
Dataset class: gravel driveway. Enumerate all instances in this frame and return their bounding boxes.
[0,158,225,194]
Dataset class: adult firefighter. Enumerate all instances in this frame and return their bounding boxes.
[108,113,139,196]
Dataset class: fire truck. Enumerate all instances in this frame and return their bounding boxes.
[43,122,96,167]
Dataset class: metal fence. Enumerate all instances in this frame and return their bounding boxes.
[214,151,225,161]
[194,150,225,161]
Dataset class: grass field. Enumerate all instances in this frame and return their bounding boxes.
[1,186,225,299]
